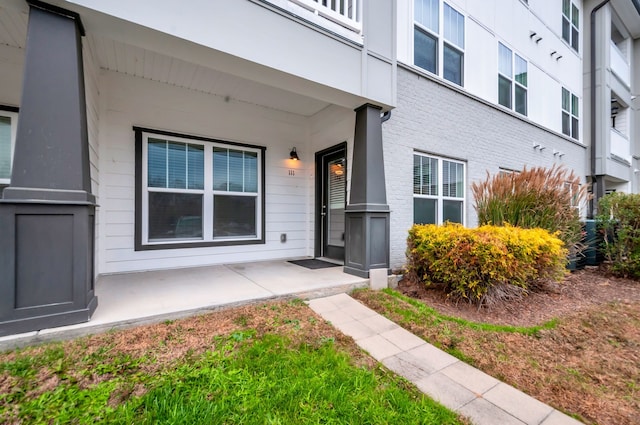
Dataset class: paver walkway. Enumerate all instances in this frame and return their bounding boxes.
[308,293,583,425]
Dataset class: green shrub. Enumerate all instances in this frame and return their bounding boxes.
[471,165,589,251]
[407,223,567,305]
[597,192,640,279]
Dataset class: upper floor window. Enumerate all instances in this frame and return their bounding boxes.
[413,153,465,225]
[135,128,265,250]
[562,0,579,52]
[562,88,579,140]
[414,0,465,86]
[0,108,18,185]
[498,43,528,116]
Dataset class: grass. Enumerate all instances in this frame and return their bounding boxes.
[376,288,558,336]
[352,288,640,425]
[0,300,465,425]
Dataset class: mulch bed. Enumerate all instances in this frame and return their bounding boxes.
[397,266,640,327]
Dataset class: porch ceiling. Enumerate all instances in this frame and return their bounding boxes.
[0,3,28,49]
[86,35,332,117]
[0,2,332,117]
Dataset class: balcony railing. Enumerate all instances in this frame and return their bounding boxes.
[610,41,630,88]
[610,128,631,163]
[291,0,361,32]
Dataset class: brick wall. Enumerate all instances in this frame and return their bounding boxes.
[383,66,588,269]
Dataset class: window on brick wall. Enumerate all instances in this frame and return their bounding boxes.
[498,42,527,116]
[562,0,579,52]
[562,87,579,140]
[414,0,465,86]
[135,127,265,250]
[413,153,465,225]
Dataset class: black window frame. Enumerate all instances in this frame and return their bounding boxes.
[134,126,266,251]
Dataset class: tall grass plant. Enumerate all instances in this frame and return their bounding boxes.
[471,165,589,250]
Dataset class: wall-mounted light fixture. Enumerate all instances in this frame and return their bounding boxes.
[533,142,541,149]
[289,147,299,161]
[330,162,344,176]
[553,149,565,158]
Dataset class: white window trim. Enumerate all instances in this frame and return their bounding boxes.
[498,43,528,116]
[0,109,18,185]
[562,0,579,53]
[140,131,263,247]
[562,87,579,141]
[413,152,465,225]
[412,0,465,86]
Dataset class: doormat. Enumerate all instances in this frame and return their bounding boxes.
[288,259,340,270]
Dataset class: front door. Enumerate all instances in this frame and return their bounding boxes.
[316,144,346,261]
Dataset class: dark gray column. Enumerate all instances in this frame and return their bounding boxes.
[344,104,390,278]
[0,2,97,336]
[4,3,93,203]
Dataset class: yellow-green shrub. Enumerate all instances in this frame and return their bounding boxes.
[407,223,567,304]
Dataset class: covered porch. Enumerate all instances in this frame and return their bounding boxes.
[0,259,370,350]
[0,0,392,337]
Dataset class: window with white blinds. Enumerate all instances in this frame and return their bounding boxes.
[137,129,264,249]
[413,153,465,225]
[327,158,346,247]
[0,110,17,185]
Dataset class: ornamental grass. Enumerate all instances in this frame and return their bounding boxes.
[471,165,589,251]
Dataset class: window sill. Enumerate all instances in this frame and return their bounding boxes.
[135,238,265,251]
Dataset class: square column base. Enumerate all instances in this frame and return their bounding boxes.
[0,201,98,337]
[344,210,390,278]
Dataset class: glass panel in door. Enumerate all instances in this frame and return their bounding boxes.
[327,158,345,248]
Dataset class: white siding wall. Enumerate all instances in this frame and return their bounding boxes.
[309,105,356,254]
[83,41,101,198]
[98,70,319,274]
[82,37,101,279]
[397,0,584,140]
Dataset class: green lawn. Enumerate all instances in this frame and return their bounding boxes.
[1,301,465,424]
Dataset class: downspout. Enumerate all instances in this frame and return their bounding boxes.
[381,110,392,123]
[589,0,610,218]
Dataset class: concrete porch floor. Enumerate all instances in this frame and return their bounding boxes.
[0,259,368,350]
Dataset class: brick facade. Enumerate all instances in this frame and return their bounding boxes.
[383,66,588,269]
